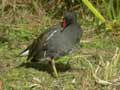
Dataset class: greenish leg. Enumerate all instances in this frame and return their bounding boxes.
[51,59,58,78]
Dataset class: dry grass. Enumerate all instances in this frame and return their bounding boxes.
[0,0,120,90]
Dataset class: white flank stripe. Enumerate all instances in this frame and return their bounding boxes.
[47,30,57,40]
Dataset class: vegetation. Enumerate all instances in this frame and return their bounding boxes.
[0,0,120,90]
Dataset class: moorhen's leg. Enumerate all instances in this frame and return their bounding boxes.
[51,59,58,78]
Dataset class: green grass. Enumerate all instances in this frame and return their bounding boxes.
[0,18,120,90]
[0,1,120,89]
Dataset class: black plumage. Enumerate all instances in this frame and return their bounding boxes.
[20,12,83,77]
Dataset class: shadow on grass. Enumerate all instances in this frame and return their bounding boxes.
[17,62,71,76]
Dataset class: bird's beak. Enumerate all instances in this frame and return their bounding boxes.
[60,16,64,23]
[60,16,66,32]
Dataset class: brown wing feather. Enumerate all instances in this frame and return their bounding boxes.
[27,30,49,60]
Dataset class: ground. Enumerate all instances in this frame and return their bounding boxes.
[0,15,120,90]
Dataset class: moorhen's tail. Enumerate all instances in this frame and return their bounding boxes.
[17,47,29,57]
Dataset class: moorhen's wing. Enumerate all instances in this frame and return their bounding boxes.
[27,25,61,61]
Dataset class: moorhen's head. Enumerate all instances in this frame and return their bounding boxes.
[61,12,77,31]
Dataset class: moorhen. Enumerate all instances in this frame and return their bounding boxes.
[19,12,83,77]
